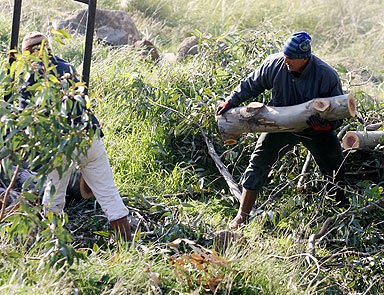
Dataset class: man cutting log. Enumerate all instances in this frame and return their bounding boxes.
[216,32,347,229]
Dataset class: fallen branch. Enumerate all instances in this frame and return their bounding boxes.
[366,123,383,131]
[144,96,242,201]
[199,127,242,201]
[297,152,312,190]
[0,165,20,222]
[342,130,384,150]
[308,196,384,256]
[319,249,382,262]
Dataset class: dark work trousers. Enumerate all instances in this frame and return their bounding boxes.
[241,129,345,198]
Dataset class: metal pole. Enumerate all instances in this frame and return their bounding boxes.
[5,0,22,101]
[82,0,96,94]
[9,0,22,65]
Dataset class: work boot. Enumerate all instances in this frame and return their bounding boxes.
[110,216,132,242]
[229,189,258,230]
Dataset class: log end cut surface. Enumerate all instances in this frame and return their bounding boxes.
[224,139,237,145]
[342,131,360,149]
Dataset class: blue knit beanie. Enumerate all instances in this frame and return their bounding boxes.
[283,32,312,59]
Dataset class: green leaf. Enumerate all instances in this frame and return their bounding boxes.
[93,231,112,238]
[181,202,194,208]
[49,74,60,84]
[6,251,23,258]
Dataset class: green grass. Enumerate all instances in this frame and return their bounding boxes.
[1,0,384,293]
[1,222,313,294]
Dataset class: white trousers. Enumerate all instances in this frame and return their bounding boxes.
[42,139,129,222]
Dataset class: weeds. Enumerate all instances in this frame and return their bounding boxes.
[1,0,384,293]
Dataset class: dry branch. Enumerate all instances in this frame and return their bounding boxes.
[0,165,20,222]
[217,93,356,144]
[199,127,242,201]
[308,196,384,256]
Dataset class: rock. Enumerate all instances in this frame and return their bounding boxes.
[133,39,160,61]
[56,9,140,46]
[176,36,199,61]
[159,52,177,66]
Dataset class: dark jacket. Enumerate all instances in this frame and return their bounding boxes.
[19,54,102,136]
[227,52,343,131]
[228,52,343,107]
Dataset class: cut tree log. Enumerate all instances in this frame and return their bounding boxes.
[342,130,384,150]
[217,93,356,145]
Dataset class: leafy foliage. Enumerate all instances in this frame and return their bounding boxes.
[1,0,384,293]
[1,32,96,270]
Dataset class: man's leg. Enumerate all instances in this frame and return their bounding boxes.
[80,139,131,241]
[229,133,296,229]
[43,166,73,214]
[302,131,347,204]
[229,188,258,229]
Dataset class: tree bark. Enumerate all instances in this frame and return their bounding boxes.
[199,127,242,201]
[217,93,356,145]
[0,165,20,222]
[342,130,384,150]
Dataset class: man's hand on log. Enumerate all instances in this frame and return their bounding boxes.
[306,114,332,131]
[216,101,234,115]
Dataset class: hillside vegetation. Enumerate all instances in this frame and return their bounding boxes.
[1,0,384,294]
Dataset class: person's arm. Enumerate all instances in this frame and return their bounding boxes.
[227,59,273,107]
[216,57,274,115]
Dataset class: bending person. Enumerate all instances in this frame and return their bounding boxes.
[19,31,131,241]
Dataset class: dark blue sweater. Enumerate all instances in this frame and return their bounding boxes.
[228,52,343,107]
[19,55,102,136]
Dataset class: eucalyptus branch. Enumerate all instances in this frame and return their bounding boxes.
[297,152,312,189]
[308,195,384,256]
[145,96,242,201]
[319,249,382,262]
[0,164,20,222]
[198,126,241,201]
